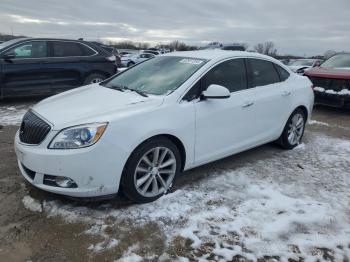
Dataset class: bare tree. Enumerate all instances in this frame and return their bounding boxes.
[254,41,277,57]
[254,43,264,54]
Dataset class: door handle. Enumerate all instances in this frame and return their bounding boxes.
[282,91,291,97]
[242,101,254,108]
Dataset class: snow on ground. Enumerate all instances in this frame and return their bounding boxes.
[22,134,350,260]
[0,104,30,125]
[308,119,330,126]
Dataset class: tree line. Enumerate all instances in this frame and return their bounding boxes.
[0,33,342,59]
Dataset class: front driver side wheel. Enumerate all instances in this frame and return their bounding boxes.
[277,108,306,149]
[121,137,181,203]
[83,73,106,85]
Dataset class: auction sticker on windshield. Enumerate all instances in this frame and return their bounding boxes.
[179,58,204,65]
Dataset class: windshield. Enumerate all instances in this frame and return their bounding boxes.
[0,38,26,51]
[102,56,207,95]
[289,59,314,66]
[321,54,350,68]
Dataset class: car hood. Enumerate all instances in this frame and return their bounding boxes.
[33,84,164,130]
[304,67,350,79]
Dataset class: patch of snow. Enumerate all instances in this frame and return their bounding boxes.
[116,244,142,262]
[88,238,119,252]
[325,89,337,94]
[0,105,30,125]
[338,89,350,95]
[313,86,325,92]
[22,195,42,213]
[308,119,329,126]
[22,134,350,260]
[294,143,306,149]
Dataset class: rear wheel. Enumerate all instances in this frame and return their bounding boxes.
[83,73,106,85]
[277,108,306,149]
[121,137,181,203]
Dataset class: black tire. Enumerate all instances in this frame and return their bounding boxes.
[277,108,306,150]
[127,62,135,67]
[83,73,106,85]
[121,137,182,203]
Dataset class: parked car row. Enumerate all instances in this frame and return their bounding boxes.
[0,38,118,98]
[121,53,155,67]
[203,42,246,51]
[288,59,323,74]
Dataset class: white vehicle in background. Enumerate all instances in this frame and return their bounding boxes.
[288,59,323,74]
[121,53,155,67]
[15,50,314,203]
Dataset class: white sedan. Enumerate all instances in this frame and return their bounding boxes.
[15,50,314,203]
[121,53,155,67]
[288,59,323,74]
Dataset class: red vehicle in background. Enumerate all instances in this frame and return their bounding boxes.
[304,53,350,108]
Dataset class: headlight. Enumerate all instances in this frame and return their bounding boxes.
[48,123,108,149]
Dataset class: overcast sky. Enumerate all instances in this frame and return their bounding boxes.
[0,0,349,56]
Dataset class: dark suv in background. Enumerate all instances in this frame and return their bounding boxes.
[0,38,118,98]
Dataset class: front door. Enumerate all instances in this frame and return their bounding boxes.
[1,41,50,97]
[194,58,257,165]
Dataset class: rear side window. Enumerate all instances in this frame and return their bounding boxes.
[202,59,247,92]
[275,64,290,81]
[80,44,96,56]
[52,41,91,57]
[248,59,280,87]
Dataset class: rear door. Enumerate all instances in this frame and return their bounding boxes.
[246,58,293,143]
[45,41,96,92]
[1,40,50,97]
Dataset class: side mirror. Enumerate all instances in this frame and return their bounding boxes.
[201,84,230,99]
[2,53,15,60]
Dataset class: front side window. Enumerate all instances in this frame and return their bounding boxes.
[52,41,86,57]
[202,59,247,92]
[248,59,280,87]
[103,56,207,95]
[6,41,47,58]
[0,39,26,52]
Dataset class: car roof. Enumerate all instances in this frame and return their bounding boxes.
[10,37,92,44]
[163,50,272,61]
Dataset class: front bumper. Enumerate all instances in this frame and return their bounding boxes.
[314,91,350,108]
[14,130,128,197]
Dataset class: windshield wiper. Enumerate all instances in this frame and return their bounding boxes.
[120,85,148,97]
[103,84,125,92]
[103,83,148,97]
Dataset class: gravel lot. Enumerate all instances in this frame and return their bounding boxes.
[0,98,349,261]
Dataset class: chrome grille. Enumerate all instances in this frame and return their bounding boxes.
[19,111,51,145]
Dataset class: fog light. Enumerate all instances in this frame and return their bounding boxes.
[54,176,78,188]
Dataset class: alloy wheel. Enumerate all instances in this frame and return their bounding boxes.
[287,113,304,145]
[134,147,176,198]
[90,78,103,84]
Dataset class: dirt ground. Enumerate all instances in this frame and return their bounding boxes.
[0,103,349,261]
